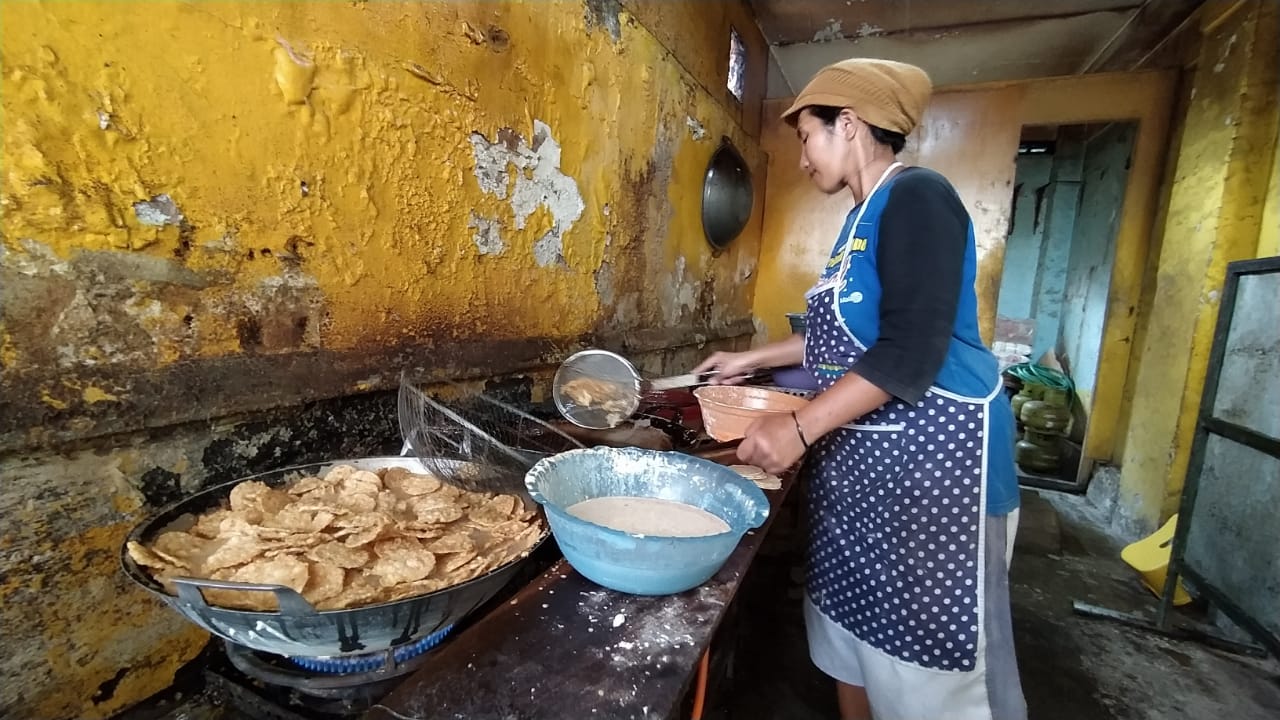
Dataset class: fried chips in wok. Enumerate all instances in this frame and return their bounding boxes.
[128,464,545,611]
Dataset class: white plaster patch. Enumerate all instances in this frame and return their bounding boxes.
[243,269,322,317]
[468,213,505,255]
[532,234,562,267]
[469,134,514,199]
[133,194,184,227]
[201,232,239,253]
[659,256,698,324]
[470,120,584,268]
[595,260,616,306]
[6,239,70,276]
[813,19,844,42]
[685,116,707,141]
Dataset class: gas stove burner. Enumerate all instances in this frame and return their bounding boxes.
[287,624,454,674]
[221,628,454,706]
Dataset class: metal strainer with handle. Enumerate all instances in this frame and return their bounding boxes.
[398,372,585,494]
[552,349,743,430]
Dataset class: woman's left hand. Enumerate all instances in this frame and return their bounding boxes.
[736,414,807,475]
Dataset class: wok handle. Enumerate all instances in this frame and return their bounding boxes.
[172,577,319,616]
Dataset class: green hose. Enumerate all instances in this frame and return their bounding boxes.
[1004,362,1074,394]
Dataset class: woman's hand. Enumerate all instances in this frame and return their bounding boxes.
[692,351,759,385]
[736,413,807,475]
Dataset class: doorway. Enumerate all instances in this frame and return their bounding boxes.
[995,122,1138,491]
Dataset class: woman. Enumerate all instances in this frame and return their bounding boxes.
[695,59,1026,720]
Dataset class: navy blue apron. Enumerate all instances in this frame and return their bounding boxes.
[802,163,1000,673]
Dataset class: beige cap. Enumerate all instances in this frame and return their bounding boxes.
[781,58,932,134]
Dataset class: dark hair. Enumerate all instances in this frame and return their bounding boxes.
[806,105,906,154]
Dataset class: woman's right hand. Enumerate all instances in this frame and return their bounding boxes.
[693,351,760,385]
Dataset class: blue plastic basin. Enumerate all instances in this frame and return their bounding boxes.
[525,447,769,595]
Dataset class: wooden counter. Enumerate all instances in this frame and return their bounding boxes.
[365,449,795,720]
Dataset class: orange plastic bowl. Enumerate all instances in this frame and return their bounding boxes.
[693,386,811,442]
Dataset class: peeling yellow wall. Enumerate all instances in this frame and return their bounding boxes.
[1258,122,1280,258]
[1119,0,1280,528]
[1,0,767,446]
[0,2,768,718]
[620,0,769,137]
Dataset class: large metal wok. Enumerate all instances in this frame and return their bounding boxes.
[120,456,549,658]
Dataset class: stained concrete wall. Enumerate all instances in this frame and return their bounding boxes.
[0,2,769,717]
[1119,0,1280,529]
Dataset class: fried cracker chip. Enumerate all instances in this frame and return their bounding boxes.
[341,470,383,496]
[230,555,310,593]
[229,481,292,515]
[386,578,446,600]
[486,519,529,540]
[342,520,389,548]
[315,572,382,610]
[263,545,309,558]
[426,534,474,555]
[267,506,321,532]
[228,481,269,513]
[438,549,478,574]
[411,497,463,524]
[286,476,329,496]
[373,537,422,558]
[337,492,378,514]
[369,549,436,587]
[128,541,180,571]
[204,536,268,572]
[322,465,357,483]
[189,509,235,539]
[306,541,370,569]
[385,472,442,497]
[151,531,210,568]
[441,554,488,582]
[468,501,511,527]
[332,511,388,529]
[291,497,349,516]
[375,492,410,517]
[434,483,463,501]
[488,494,518,518]
[303,563,346,603]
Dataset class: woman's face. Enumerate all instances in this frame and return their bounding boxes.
[796,108,853,195]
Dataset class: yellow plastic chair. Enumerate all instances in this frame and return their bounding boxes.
[1121,514,1193,606]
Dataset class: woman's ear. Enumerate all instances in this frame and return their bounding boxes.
[838,108,860,141]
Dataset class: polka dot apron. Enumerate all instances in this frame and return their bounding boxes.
[801,163,999,676]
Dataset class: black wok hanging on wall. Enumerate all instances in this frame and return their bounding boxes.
[701,137,753,253]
